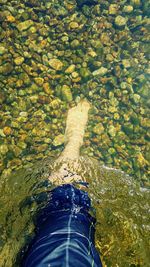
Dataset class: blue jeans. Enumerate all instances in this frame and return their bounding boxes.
[22,184,102,267]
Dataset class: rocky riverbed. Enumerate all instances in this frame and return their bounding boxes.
[0,0,150,185]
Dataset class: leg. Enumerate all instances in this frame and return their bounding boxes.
[49,99,91,185]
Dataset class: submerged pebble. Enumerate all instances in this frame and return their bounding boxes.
[17,20,34,31]
[53,134,65,147]
[0,46,7,55]
[92,67,108,76]
[115,15,127,27]
[123,5,133,13]
[48,58,63,70]
[14,56,24,65]
[61,85,73,102]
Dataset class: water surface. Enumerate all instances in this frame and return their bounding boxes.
[0,157,149,266]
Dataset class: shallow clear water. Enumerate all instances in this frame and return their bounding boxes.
[0,156,149,266]
[0,0,150,266]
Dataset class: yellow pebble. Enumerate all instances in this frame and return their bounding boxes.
[43,83,53,95]
[3,126,12,135]
[127,77,132,83]
[6,15,15,22]
[137,153,149,167]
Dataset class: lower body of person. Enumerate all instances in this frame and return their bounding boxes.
[22,184,102,267]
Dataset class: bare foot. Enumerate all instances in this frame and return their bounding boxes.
[48,99,91,186]
[58,99,91,161]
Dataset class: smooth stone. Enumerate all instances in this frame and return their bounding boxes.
[8,158,22,168]
[93,123,104,135]
[24,51,31,58]
[2,168,12,178]
[17,141,27,149]
[38,95,50,104]
[0,63,13,75]
[108,147,116,155]
[120,82,127,89]
[6,15,15,22]
[0,129,6,137]
[17,20,34,31]
[109,4,118,15]
[109,97,119,106]
[108,106,118,113]
[80,68,91,78]
[115,16,127,27]
[106,54,114,61]
[53,134,64,147]
[72,77,81,82]
[34,77,44,86]
[146,68,150,74]
[65,64,75,73]
[43,83,53,95]
[36,144,48,152]
[69,21,79,29]
[50,99,61,109]
[70,39,80,48]
[11,121,20,128]
[17,116,28,123]
[100,32,111,46]
[122,59,131,68]
[0,46,7,55]
[114,113,120,120]
[29,83,39,92]
[75,96,81,104]
[61,85,73,102]
[123,114,130,121]
[133,94,140,103]
[13,145,22,157]
[71,71,79,78]
[28,26,37,33]
[29,95,38,103]
[123,5,133,13]
[87,48,97,57]
[14,56,24,65]
[19,112,28,117]
[92,67,108,76]
[0,144,8,155]
[48,58,63,70]
[61,35,69,42]
[3,126,12,135]
[108,125,116,137]
[131,0,141,6]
